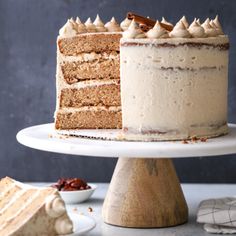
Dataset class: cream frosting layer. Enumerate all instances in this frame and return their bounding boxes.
[58,106,121,113]
[146,21,169,38]
[58,50,119,63]
[121,37,228,69]
[120,37,229,141]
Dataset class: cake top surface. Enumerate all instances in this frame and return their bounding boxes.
[58,13,226,41]
[59,15,124,38]
[122,13,226,40]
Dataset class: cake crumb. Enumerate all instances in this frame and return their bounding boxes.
[48,134,53,138]
[88,207,93,212]
[73,207,78,212]
[182,140,189,144]
[200,137,207,142]
[191,136,199,142]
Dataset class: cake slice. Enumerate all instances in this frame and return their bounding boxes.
[0,177,73,236]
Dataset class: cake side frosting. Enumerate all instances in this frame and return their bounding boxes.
[120,16,229,141]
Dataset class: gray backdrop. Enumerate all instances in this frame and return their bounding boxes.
[0,0,236,182]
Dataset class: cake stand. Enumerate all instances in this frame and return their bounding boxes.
[16,123,236,228]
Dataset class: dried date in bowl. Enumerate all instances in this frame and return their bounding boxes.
[51,178,91,191]
[51,178,96,204]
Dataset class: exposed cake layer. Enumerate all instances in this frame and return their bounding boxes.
[61,55,120,84]
[58,33,121,56]
[60,83,120,108]
[55,107,122,129]
[55,30,122,130]
[120,37,229,141]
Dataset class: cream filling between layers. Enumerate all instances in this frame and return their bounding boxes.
[58,106,121,113]
[59,51,119,62]
[57,31,122,40]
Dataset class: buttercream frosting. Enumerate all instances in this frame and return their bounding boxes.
[146,21,169,38]
[202,18,218,37]
[120,18,132,31]
[45,194,66,218]
[196,18,201,24]
[105,17,122,32]
[211,15,224,35]
[93,14,107,32]
[85,17,97,32]
[180,16,189,28]
[188,19,206,38]
[169,20,191,38]
[75,17,87,33]
[55,214,73,235]
[161,17,173,27]
[122,20,146,39]
[59,19,78,37]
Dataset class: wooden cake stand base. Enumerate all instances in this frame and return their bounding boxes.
[102,158,188,228]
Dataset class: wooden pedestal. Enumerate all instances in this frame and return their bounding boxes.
[102,158,188,228]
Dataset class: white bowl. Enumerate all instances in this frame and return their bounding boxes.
[59,183,97,204]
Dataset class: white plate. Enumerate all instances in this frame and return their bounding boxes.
[66,212,96,236]
[59,184,97,204]
[16,123,236,158]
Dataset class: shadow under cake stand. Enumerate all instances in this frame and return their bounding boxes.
[17,123,236,228]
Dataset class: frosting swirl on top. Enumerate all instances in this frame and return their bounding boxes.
[180,16,189,28]
[59,19,78,37]
[123,20,146,39]
[105,17,122,32]
[120,18,132,31]
[188,19,206,38]
[169,20,191,38]
[211,15,224,35]
[93,15,107,32]
[202,18,218,37]
[75,17,87,33]
[161,17,173,27]
[85,17,97,32]
[146,21,169,39]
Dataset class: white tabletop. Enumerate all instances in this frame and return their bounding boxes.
[32,183,236,236]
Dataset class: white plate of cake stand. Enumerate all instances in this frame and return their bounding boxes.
[17,123,236,228]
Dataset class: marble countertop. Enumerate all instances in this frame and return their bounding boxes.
[33,183,236,236]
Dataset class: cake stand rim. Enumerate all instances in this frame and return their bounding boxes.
[16,123,236,158]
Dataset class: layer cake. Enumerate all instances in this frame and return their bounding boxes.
[0,177,73,236]
[55,16,129,130]
[120,15,229,141]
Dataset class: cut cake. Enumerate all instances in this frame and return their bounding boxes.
[54,16,130,130]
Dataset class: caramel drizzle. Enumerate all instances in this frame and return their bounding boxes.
[127,12,173,31]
